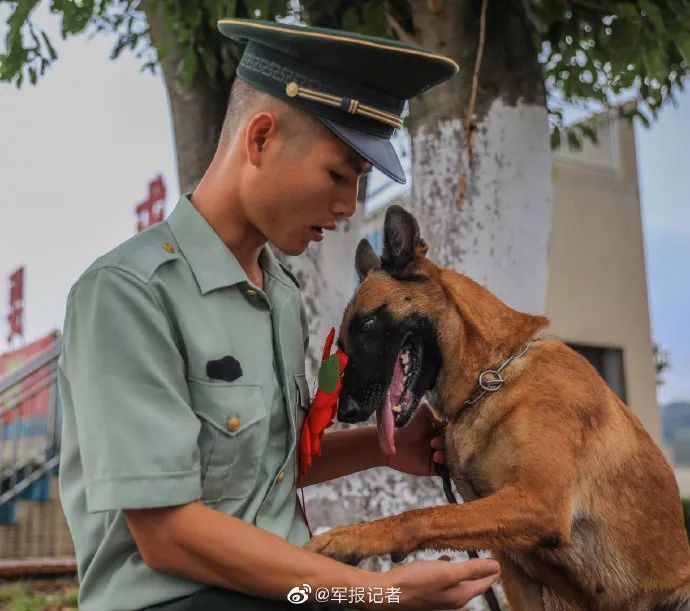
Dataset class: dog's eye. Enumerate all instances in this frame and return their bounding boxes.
[361,317,376,332]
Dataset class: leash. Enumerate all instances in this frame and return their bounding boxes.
[427,338,547,611]
[435,462,503,611]
[428,334,550,607]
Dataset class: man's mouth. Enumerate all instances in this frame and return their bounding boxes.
[309,222,337,242]
[376,335,422,456]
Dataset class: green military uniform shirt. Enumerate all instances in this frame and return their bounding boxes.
[58,194,312,611]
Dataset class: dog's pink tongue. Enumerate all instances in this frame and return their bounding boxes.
[377,390,396,455]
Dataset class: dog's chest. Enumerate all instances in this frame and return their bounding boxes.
[444,414,496,500]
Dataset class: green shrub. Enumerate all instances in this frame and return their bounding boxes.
[0,581,78,610]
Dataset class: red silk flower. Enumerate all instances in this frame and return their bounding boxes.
[298,327,348,479]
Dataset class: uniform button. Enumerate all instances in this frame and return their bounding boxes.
[227,416,240,432]
[246,288,257,296]
[162,241,176,253]
[276,471,286,484]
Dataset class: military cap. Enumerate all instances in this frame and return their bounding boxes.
[217,18,458,183]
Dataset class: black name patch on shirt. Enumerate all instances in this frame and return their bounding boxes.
[206,355,243,383]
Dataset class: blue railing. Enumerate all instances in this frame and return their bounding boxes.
[0,339,63,525]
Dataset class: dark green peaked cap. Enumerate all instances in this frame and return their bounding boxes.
[217,18,458,183]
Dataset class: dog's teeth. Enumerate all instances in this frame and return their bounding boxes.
[400,353,409,365]
[391,404,402,413]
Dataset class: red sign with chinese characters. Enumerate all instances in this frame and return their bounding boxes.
[7,266,24,344]
[135,175,167,233]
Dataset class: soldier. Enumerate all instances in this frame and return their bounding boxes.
[57,17,500,611]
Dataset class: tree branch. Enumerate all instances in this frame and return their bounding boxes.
[384,2,418,44]
[457,0,489,210]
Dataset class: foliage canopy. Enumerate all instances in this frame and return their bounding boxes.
[2,0,689,146]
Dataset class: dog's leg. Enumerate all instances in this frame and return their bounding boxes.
[304,485,570,562]
[493,551,545,611]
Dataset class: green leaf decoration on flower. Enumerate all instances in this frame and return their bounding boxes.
[318,354,339,393]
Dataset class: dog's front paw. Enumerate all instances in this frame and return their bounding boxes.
[304,525,368,564]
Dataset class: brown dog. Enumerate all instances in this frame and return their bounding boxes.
[304,205,690,610]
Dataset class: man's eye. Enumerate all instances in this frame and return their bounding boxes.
[329,170,345,183]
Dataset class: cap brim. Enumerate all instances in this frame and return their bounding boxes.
[318,118,406,185]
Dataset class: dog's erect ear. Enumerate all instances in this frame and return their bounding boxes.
[382,205,421,272]
[355,239,381,280]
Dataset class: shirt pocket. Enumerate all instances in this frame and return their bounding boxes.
[188,378,268,503]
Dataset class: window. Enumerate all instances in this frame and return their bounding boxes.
[567,343,627,402]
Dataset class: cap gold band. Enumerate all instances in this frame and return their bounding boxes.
[218,18,459,73]
[285,82,403,129]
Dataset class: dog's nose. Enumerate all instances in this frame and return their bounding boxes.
[338,397,362,423]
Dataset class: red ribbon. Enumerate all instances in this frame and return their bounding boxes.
[296,327,347,536]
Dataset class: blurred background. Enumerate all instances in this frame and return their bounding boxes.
[0,1,689,609]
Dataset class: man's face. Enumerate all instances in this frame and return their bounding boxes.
[243,123,372,256]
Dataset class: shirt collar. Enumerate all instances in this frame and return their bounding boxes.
[167,194,295,295]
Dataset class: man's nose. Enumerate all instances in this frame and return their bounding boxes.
[332,183,358,218]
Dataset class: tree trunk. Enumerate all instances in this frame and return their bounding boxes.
[143,3,231,193]
[408,0,552,314]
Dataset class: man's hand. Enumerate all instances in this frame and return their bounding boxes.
[361,557,500,611]
[386,403,446,476]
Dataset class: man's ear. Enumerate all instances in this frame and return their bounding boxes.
[245,112,276,166]
[355,239,381,281]
[381,205,421,272]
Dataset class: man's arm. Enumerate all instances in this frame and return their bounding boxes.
[301,425,386,486]
[124,501,501,611]
[302,404,445,486]
[125,501,366,599]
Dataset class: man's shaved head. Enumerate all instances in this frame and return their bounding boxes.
[219,77,325,159]
[194,74,372,259]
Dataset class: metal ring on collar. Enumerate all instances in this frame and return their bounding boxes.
[478,369,504,392]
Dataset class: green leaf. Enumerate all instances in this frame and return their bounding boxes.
[245,0,272,19]
[635,108,651,128]
[580,121,598,146]
[566,130,581,151]
[318,355,339,393]
[202,48,217,80]
[639,1,665,33]
[177,46,198,87]
[550,127,561,149]
[155,37,175,62]
[342,6,360,32]
[216,1,238,20]
[41,31,57,61]
[30,27,41,52]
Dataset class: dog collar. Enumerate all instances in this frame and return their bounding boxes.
[462,334,547,408]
